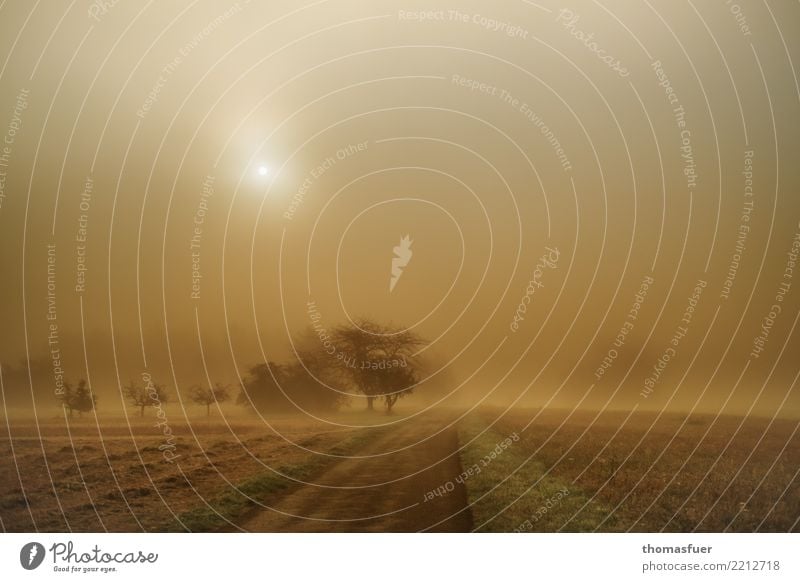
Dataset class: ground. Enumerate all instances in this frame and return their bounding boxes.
[0,406,797,532]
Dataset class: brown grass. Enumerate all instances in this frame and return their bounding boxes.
[0,413,366,531]
[1,407,797,532]
[474,408,800,532]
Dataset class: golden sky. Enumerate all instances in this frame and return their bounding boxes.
[0,0,798,416]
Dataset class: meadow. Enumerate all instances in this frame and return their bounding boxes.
[0,406,796,532]
[460,408,799,532]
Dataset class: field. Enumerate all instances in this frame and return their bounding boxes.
[459,409,799,532]
[0,407,797,532]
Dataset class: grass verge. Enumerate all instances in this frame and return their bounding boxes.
[457,416,611,532]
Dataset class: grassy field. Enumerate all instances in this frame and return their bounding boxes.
[457,408,799,532]
[0,411,387,532]
[457,415,609,532]
[0,406,797,532]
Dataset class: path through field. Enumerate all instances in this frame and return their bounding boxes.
[240,415,472,532]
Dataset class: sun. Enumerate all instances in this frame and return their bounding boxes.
[257,165,269,176]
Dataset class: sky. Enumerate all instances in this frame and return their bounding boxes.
[0,0,798,417]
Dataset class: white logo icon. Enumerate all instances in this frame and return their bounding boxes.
[389,235,413,292]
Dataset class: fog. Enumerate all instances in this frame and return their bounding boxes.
[1,0,798,419]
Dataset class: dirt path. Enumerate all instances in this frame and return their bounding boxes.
[240,416,472,532]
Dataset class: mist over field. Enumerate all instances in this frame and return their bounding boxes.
[0,0,798,533]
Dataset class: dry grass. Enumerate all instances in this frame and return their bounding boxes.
[460,408,799,532]
[0,412,372,532]
[1,407,797,532]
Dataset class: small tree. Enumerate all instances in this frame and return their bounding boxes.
[58,379,97,418]
[71,379,97,417]
[122,379,168,416]
[188,383,231,416]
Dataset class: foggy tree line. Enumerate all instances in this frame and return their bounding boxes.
[44,319,426,419]
[239,319,425,415]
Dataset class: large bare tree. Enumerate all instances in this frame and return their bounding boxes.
[330,319,425,413]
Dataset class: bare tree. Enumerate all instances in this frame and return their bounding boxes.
[189,383,231,416]
[331,319,425,413]
[122,379,168,417]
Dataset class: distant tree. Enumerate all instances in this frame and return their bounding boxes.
[71,379,97,416]
[189,383,231,416]
[58,379,97,418]
[237,321,425,414]
[238,357,345,414]
[237,361,290,411]
[122,379,168,416]
[331,319,425,413]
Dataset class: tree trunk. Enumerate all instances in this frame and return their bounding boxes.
[140,404,145,417]
[386,396,397,415]
[366,396,374,410]
[207,403,210,417]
